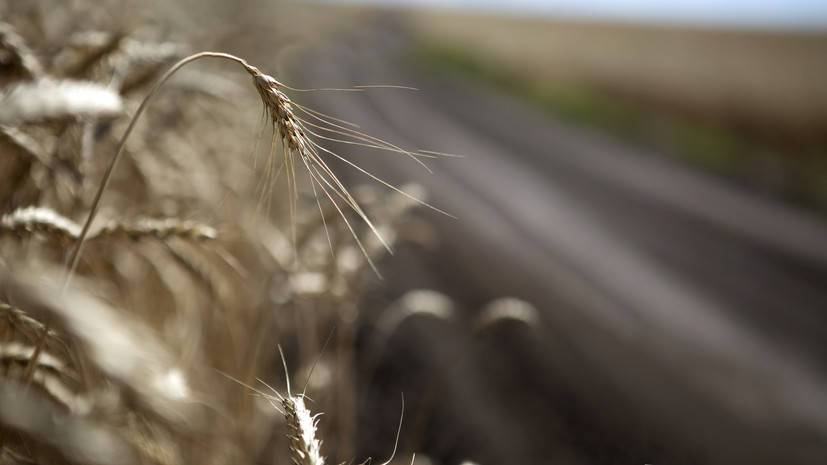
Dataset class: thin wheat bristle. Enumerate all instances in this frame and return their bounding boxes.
[245,65,394,273]
[0,78,123,124]
[282,395,325,465]
[96,218,218,241]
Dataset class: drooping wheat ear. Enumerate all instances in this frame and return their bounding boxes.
[246,64,395,274]
[0,78,123,124]
[282,395,326,465]
[95,218,217,241]
[249,69,306,153]
[0,22,43,79]
[65,51,447,284]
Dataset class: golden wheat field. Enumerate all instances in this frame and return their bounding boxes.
[0,1,431,464]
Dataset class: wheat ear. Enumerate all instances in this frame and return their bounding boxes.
[282,395,325,465]
[0,78,123,124]
[0,207,216,243]
[0,206,82,243]
[95,218,217,241]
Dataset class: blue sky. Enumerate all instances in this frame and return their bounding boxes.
[320,0,827,29]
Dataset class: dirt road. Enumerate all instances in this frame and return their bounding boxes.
[296,23,827,465]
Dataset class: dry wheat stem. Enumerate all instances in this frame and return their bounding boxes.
[25,53,252,390]
[65,52,250,287]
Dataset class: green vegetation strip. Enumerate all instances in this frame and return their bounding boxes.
[411,42,827,214]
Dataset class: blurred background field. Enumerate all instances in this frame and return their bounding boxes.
[408,10,827,211]
[2,1,827,465]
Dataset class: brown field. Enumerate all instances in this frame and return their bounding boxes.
[409,10,827,144]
